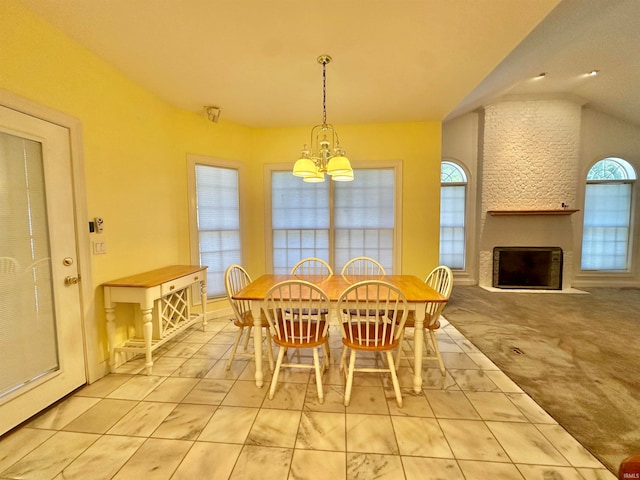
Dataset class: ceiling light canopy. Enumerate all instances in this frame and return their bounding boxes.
[292,55,353,183]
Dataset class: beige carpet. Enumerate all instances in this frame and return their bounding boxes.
[442,285,640,475]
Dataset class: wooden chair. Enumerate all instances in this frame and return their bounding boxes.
[394,265,452,376]
[337,280,408,407]
[340,256,386,276]
[290,257,333,277]
[262,279,331,403]
[224,264,274,371]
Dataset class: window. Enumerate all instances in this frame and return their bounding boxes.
[581,157,636,271]
[188,156,242,297]
[269,166,399,274]
[440,160,467,269]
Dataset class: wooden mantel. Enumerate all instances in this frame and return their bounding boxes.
[487,209,579,216]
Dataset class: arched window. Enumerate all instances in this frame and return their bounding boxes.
[440,161,467,269]
[581,157,636,270]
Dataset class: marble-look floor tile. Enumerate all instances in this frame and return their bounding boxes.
[221,380,268,407]
[346,453,405,480]
[386,388,434,417]
[576,467,618,480]
[345,385,390,415]
[164,341,206,358]
[506,393,558,424]
[181,378,234,405]
[441,352,481,369]
[27,395,101,430]
[193,342,231,359]
[289,449,346,480]
[143,377,199,403]
[58,435,144,480]
[182,329,218,343]
[421,368,459,390]
[264,381,307,410]
[230,445,292,480]
[205,358,249,380]
[112,438,192,480]
[295,411,345,451]
[170,357,217,378]
[198,406,259,444]
[347,414,398,455]
[144,356,186,376]
[448,368,500,392]
[391,416,453,458]
[487,421,570,466]
[303,384,346,413]
[74,374,133,397]
[438,419,509,462]
[467,351,500,370]
[246,408,302,448]
[516,464,586,480]
[0,428,55,473]
[457,459,525,480]
[536,424,604,468]
[108,401,177,437]
[424,390,481,420]
[62,398,138,434]
[170,442,242,479]
[107,375,166,400]
[0,431,98,479]
[151,404,216,440]
[402,456,465,480]
[484,370,524,393]
[464,391,529,422]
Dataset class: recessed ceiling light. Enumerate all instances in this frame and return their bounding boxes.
[588,69,599,76]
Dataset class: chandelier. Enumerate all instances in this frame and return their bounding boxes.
[292,55,354,182]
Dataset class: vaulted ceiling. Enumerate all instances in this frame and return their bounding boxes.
[18,0,640,128]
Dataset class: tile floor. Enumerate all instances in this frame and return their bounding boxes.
[0,317,617,480]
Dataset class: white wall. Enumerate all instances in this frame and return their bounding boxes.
[442,99,640,287]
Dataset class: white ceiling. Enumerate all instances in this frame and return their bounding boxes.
[17,0,640,129]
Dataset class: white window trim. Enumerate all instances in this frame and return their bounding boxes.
[187,154,246,299]
[264,161,403,274]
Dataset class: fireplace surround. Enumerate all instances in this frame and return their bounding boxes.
[493,246,563,290]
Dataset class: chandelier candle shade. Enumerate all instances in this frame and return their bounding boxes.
[292,55,354,182]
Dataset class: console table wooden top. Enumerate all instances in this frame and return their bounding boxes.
[102,265,206,288]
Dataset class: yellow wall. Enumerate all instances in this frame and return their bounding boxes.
[1,0,442,374]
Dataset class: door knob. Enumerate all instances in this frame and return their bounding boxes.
[64,276,79,286]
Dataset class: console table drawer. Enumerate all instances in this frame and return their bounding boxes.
[161,272,204,296]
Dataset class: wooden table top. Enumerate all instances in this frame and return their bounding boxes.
[233,274,446,303]
[102,265,207,288]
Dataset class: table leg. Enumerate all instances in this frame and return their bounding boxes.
[200,280,208,328]
[105,306,116,371]
[142,307,153,374]
[253,303,264,388]
[412,302,426,393]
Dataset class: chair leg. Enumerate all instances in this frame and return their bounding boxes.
[269,346,287,400]
[339,345,349,373]
[394,328,406,371]
[386,351,403,408]
[312,347,324,404]
[226,326,244,370]
[321,340,329,371]
[344,349,357,407]
[242,325,252,351]
[428,330,446,376]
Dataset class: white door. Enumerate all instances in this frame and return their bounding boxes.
[0,105,86,435]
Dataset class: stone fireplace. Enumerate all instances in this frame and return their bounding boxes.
[478,96,584,289]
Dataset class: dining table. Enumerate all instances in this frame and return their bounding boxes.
[232,273,447,394]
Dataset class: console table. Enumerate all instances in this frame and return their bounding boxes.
[103,265,207,374]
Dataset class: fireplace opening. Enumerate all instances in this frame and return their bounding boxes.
[493,247,562,290]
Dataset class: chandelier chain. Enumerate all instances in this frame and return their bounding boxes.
[322,60,327,125]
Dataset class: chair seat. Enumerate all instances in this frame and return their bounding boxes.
[233,309,269,328]
[342,323,398,350]
[391,310,440,330]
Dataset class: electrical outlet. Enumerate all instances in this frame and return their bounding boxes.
[95,217,104,233]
